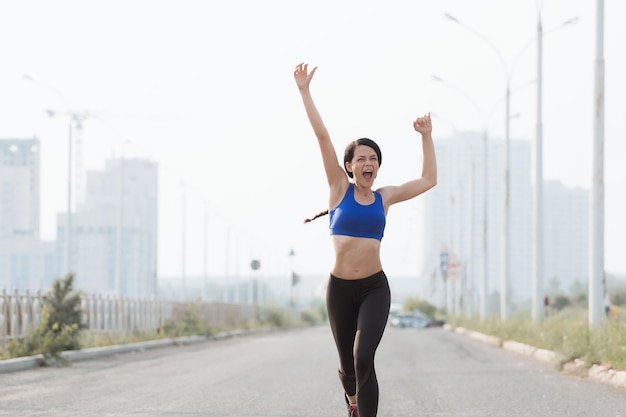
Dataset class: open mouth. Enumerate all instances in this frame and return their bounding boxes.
[363,171,373,180]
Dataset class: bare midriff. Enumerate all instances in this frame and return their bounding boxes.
[331,234,383,279]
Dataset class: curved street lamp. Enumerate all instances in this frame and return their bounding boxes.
[533,7,579,323]
[444,12,578,320]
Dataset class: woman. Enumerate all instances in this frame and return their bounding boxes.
[293,62,437,417]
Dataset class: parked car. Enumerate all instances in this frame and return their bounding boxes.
[389,311,432,328]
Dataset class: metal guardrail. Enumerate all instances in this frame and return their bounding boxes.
[0,289,257,349]
[0,289,42,348]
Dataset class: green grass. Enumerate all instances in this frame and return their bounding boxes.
[1,302,326,361]
[447,308,626,371]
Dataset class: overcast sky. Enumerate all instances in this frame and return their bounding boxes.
[1,0,624,283]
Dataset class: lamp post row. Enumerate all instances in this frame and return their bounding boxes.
[443,11,578,320]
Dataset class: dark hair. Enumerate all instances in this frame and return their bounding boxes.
[304,138,382,223]
[304,209,329,223]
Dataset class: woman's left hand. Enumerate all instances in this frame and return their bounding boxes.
[413,113,432,135]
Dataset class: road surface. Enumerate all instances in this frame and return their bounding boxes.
[1,325,625,416]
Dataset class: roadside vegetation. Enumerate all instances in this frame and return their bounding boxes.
[0,274,328,363]
[2,274,83,363]
[402,288,626,372]
[7,274,623,373]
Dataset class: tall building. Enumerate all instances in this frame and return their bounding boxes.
[0,138,56,291]
[419,132,532,314]
[0,237,56,291]
[419,132,590,316]
[543,181,589,293]
[0,138,40,238]
[58,158,158,297]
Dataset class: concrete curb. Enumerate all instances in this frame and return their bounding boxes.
[588,364,626,389]
[501,340,563,366]
[0,355,45,373]
[0,330,251,374]
[445,325,626,390]
[452,325,501,347]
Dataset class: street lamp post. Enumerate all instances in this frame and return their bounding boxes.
[224,224,232,303]
[22,75,73,277]
[203,200,209,301]
[532,5,580,323]
[532,12,546,323]
[589,0,605,328]
[115,141,125,297]
[181,182,187,302]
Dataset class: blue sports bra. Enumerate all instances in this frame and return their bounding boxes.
[329,183,386,241]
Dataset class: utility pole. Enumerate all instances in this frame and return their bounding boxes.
[115,143,125,297]
[203,200,209,301]
[532,10,545,323]
[181,182,187,302]
[589,0,605,328]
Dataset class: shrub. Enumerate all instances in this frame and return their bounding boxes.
[403,297,439,319]
[161,303,216,338]
[7,273,84,363]
[551,295,572,311]
[260,305,294,329]
[300,308,323,325]
[36,273,83,362]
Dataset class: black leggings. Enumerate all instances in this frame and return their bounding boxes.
[326,271,391,417]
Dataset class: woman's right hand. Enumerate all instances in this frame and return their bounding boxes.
[294,62,317,90]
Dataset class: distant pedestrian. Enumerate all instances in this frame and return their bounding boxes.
[544,294,551,318]
[294,63,437,417]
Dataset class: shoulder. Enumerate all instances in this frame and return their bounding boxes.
[375,185,394,201]
[376,184,408,210]
[374,185,393,211]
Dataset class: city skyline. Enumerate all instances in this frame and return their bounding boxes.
[0,0,624,280]
[0,133,595,308]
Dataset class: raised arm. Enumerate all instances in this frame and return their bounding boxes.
[379,113,437,208]
[294,63,347,192]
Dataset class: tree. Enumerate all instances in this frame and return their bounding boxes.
[6,273,84,362]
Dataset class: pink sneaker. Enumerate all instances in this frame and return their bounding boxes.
[344,394,359,417]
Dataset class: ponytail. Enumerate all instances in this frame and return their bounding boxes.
[304,209,329,224]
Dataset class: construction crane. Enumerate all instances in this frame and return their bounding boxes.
[46,109,91,209]
[23,74,159,292]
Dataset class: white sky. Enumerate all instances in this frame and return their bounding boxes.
[1,0,624,282]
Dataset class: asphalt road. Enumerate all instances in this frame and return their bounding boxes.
[1,325,625,416]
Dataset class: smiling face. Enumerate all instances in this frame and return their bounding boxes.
[345,144,380,186]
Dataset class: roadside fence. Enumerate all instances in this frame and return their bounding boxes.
[0,289,257,349]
